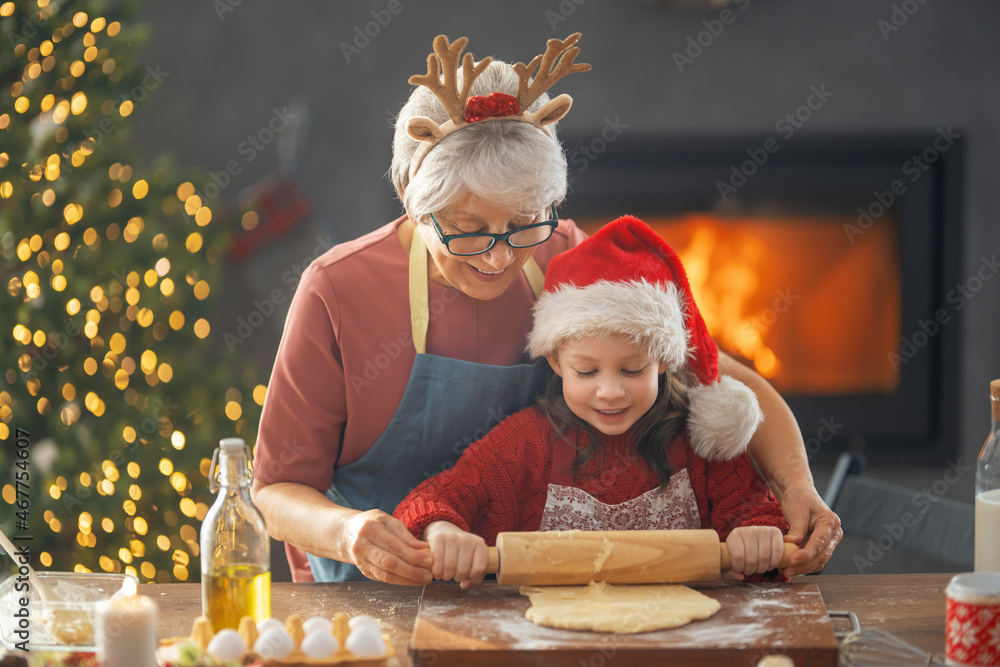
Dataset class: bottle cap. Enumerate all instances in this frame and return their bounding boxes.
[220,437,246,452]
[947,572,1000,604]
[992,380,1000,420]
[210,438,251,491]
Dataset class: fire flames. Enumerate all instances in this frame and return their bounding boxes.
[581,213,901,396]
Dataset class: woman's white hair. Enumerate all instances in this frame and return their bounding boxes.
[390,59,568,221]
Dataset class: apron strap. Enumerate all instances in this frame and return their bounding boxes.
[409,226,546,355]
[408,226,431,356]
[522,256,545,299]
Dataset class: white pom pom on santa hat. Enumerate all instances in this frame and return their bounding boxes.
[527,215,762,460]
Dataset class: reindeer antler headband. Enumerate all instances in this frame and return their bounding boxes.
[406,33,591,180]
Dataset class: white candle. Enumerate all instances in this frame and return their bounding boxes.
[95,594,158,667]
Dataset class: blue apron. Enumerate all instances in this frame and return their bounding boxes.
[308,229,548,581]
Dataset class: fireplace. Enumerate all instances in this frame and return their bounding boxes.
[563,133,963,460]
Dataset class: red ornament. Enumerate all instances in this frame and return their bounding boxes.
[464,93,520,123]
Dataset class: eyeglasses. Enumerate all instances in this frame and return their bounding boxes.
[428,204,559,256]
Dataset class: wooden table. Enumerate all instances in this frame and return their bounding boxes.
[807,573,949,656]
[142,573,952,665]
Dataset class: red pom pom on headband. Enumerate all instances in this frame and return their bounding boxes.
[465,93,520,123]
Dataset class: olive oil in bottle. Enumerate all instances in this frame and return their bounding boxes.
[203,563,271,631]
[200,438,271,630]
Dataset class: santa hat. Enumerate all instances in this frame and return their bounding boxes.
[527,215,763,460]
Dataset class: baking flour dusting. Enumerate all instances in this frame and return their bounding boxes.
[419,583,826,650]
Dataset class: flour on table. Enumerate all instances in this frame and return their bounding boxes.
[519,581,721,634]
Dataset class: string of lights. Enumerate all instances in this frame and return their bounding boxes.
[1,0,265,583]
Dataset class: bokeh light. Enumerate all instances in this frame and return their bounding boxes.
[0,2,263,582]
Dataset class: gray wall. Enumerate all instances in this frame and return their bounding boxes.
[128,0,1000,574]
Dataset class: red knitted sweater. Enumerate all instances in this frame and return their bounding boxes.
[394,407,788,550]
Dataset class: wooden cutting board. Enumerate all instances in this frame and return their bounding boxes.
[410,581,838,666]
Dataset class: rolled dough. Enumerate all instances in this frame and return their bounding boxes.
[519,581,721,634]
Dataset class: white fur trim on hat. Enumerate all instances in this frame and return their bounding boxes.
[527,279,689,367]
[687,374,763,460]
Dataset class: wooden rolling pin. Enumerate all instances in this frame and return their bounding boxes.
[484,529,798,586]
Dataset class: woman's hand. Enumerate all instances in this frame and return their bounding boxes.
[423,520,488,589]
[342,509,433,586]
[776,484,843,577]
[716,352,842,576]
[724,526,784,580]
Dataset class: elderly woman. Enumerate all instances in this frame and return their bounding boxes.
[251,34,841,584]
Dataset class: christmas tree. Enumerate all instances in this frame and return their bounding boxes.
[1,0,264,582]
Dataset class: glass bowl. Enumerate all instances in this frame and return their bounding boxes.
[0,571,137,651]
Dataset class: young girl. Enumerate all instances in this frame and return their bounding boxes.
[394,216,790,587]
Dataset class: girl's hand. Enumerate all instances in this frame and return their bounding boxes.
[423,521,489,588]
[724,526,784,580]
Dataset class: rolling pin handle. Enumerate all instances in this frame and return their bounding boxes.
[719,541,799,571]
[486,546,500,574]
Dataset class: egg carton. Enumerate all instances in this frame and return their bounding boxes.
[158,613,392,665]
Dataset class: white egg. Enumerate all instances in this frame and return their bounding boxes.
[302,615,333,636]
[256,617,283,635]
[345,624,386,658]
[253,627,295,660]
[347,614,380,632]
[207,628,246,662]
[300,630,339,659]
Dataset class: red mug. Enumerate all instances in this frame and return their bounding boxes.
[946,573,1000,666]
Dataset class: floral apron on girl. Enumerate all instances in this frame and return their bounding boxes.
[308,230,549,582]
[539,430,702,531]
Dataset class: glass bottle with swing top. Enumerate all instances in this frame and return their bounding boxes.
[200,437,271,630]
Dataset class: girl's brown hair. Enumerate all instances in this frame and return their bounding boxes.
[534,364,695,489]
